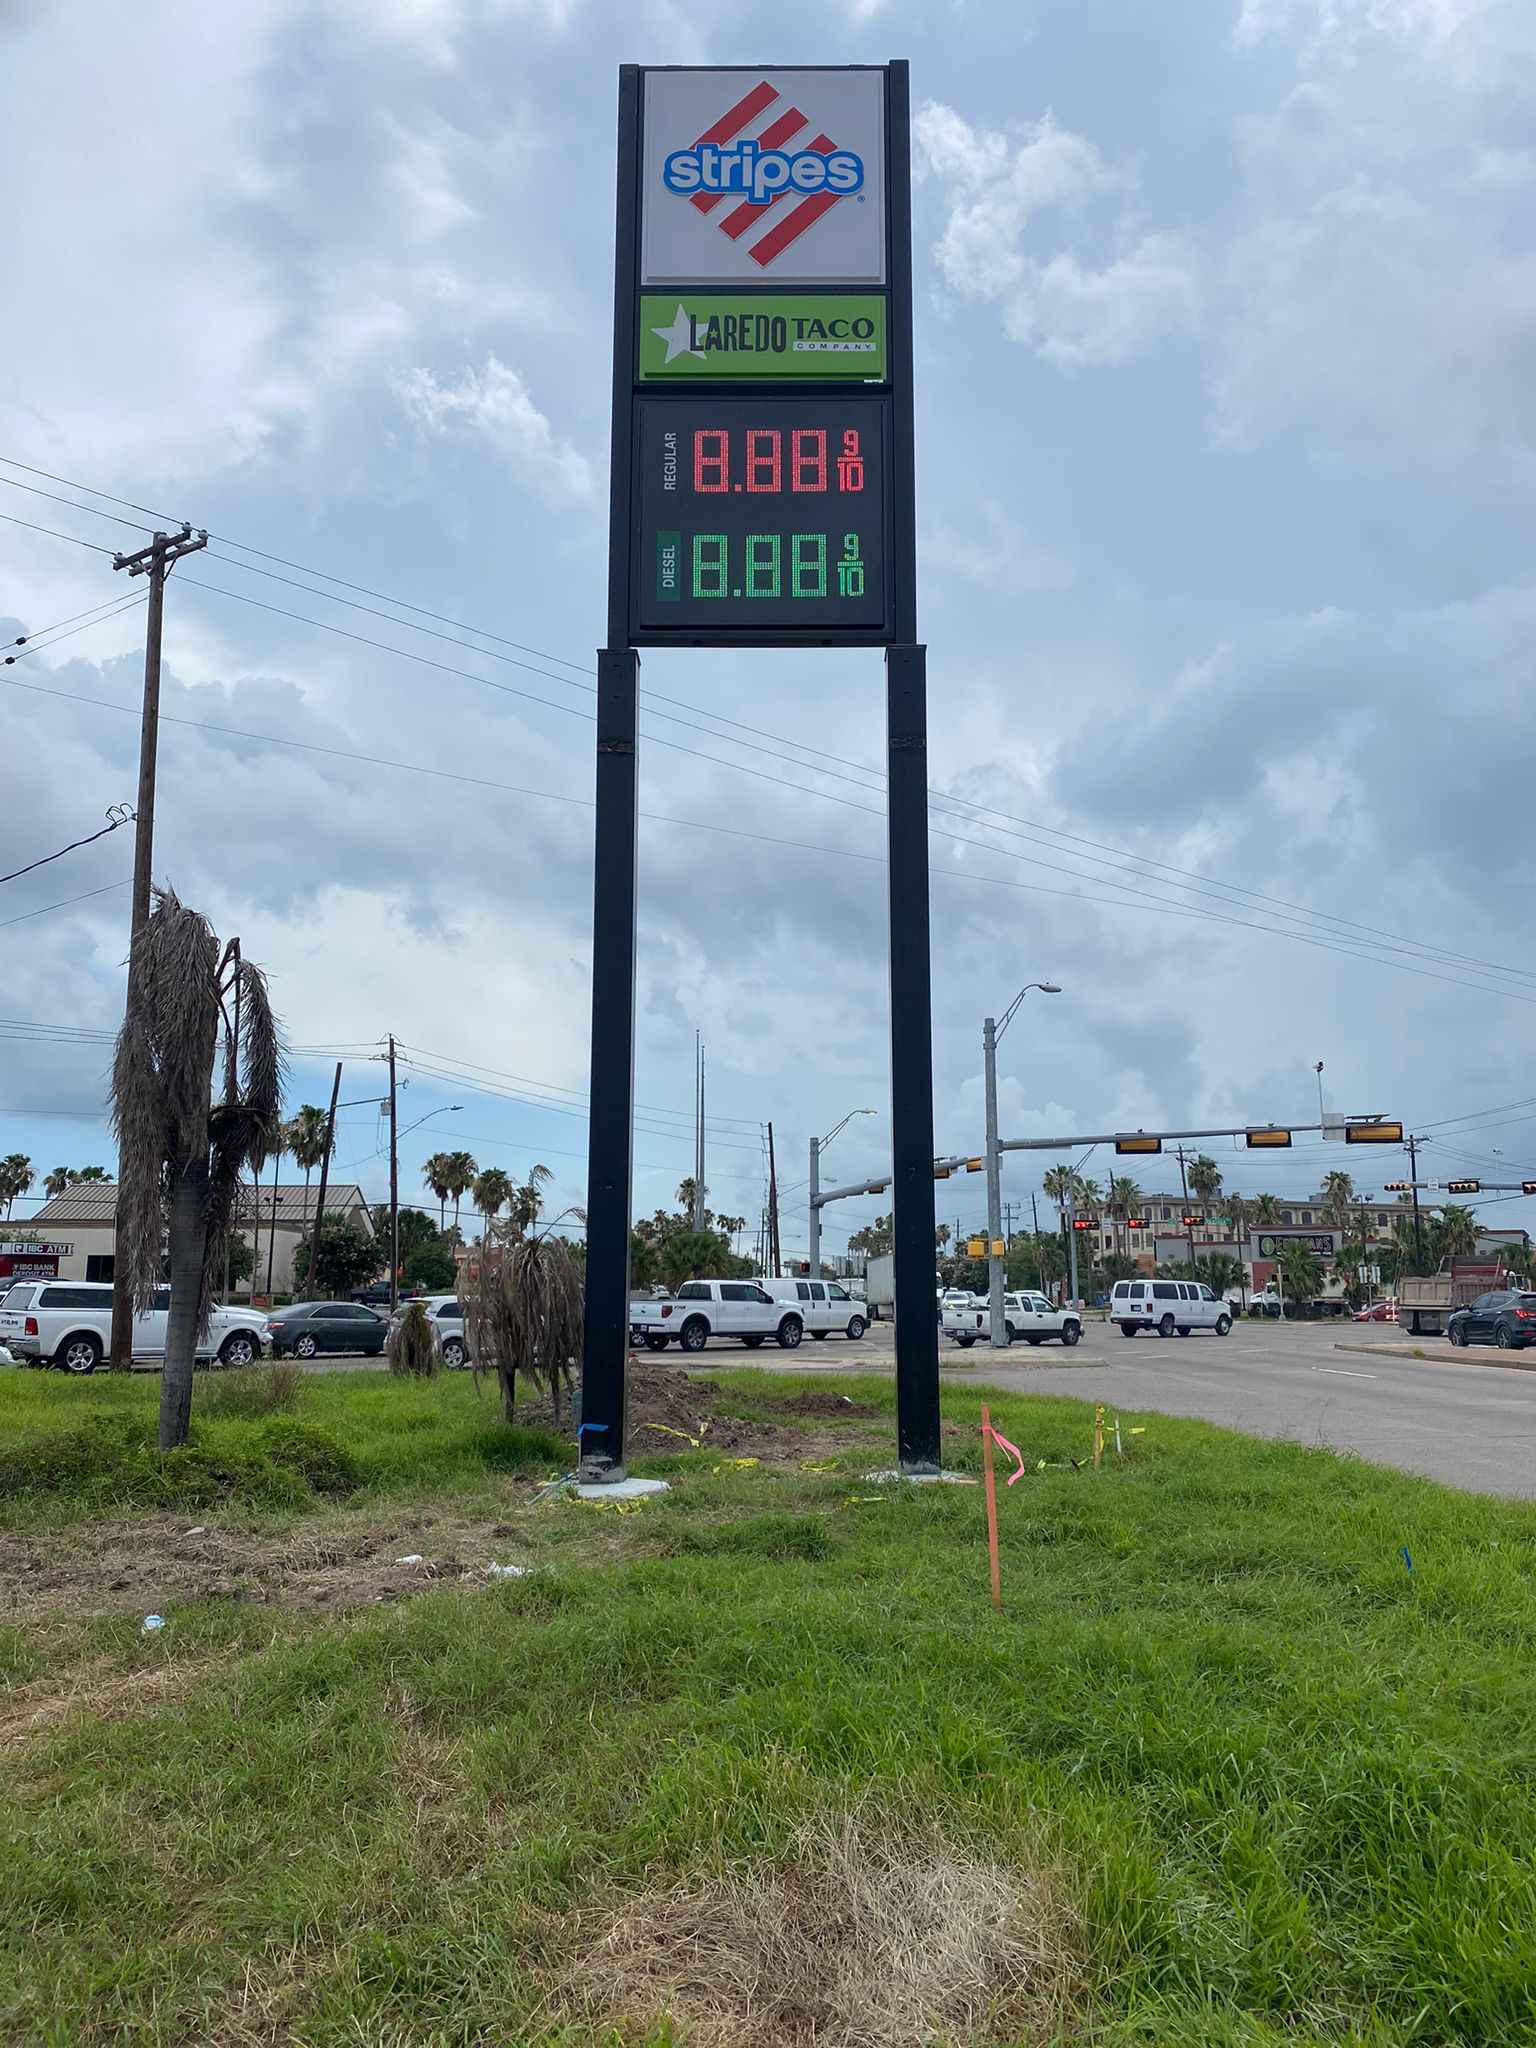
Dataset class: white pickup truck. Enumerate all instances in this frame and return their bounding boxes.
[629,1278,805,1354]
[0,1279,269,1373]
[943,1290,1083,1349]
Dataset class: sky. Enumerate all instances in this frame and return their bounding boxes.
[2,0,1535,1260]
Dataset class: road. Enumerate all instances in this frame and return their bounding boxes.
[738,1317,1536,1499]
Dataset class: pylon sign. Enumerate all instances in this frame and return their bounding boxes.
[611,65,913,649]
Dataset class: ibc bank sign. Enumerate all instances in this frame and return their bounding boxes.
[640,69,887,286]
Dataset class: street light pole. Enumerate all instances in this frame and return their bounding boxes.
[809,1109,875,1282]
[984,982,1060,1347]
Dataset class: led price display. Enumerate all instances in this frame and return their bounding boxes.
[633,394,891,641]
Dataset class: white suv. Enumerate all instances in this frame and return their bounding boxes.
[1110,1277,1232,1339]
[0,1281,270,1373]
[630,1279,804,1353]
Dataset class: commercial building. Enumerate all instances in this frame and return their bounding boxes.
[18,1182,376,1297]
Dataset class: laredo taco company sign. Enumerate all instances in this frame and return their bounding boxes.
[639,293,886,379]
[640,69,887,285]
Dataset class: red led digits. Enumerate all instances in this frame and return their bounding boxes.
[745,429,781,493]
[791,429,827,492]
[694,429,729,492]
[836,430,864,492]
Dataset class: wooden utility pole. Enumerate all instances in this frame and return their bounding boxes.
[388,1035,400,1313]
[107,523,208,1370]
[304,1062,343,1298]
[766,1120,781,1278]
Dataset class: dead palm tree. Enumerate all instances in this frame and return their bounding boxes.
[112,891,283,1450]
[462,1215,582,1427]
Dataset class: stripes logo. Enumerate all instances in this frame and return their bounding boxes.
[667,80,863,272]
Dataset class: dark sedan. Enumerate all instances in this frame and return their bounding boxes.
[268,1301,387,1359]
[1447,1290,1536,1352]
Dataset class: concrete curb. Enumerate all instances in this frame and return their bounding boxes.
[1333,1339,1536,1373]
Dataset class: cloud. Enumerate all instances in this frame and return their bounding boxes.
[391,357,594,498]
[915,102,1200,366]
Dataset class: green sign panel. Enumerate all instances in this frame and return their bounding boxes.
[639,294,887,381]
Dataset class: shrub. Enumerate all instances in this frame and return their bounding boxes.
[258,1417,360,1495]
[388,1300,439,1379]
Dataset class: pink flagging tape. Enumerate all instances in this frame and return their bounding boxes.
[985,1423,1027,1486]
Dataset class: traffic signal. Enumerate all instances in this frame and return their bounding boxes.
[933,1165,951,1180]
[1125,1217,1145,1230]
[965,1158,984,1173]
[1181,1214,1201,1228]
[1114,1134,1163,1154]
[1446,1180,1481,1195]
[966,1236,986,1258]
[1523,1183,1536,1196]
[1072,1217,1094,1231]
[1345,1121,1404,1144]
[1245,1127,1293,1148]
[1384,1182,1411,1192]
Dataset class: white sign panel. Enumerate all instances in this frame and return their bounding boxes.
[641,69,887,286]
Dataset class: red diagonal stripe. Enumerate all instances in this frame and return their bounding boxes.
[748,188,845,268]
[718,131,832,238]
[692,103,809,215]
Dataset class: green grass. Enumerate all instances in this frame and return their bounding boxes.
[2,1367,1534,2044]
[0,1367,569,1522]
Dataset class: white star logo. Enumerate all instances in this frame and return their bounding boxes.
[651,302,704,365]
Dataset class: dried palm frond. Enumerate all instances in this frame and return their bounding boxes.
[388,1300,439,1379]
[462,1222,582,1427]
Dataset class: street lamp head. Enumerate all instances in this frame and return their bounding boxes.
[1038,982,1062,995]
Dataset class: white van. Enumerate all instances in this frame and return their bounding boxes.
[758,1277,867,1340]
[1110,1277,1232,1339]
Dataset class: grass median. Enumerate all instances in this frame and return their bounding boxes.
[2,1362,1534,2045]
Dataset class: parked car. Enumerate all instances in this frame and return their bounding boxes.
[1446,1290,1536,1351]
[629,1278,804,1353]
[944,1291,1082,1348]
[758,1277,866,1339]
[386,1295,469,1368]
[1352,1299,1399,1323]
[0,1280,269,1373]
[267,1301,386,1359]
[1110,1277,1232,1338]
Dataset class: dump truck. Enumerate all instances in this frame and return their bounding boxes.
[1399,1257,1509,1337]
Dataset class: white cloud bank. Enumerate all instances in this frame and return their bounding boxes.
[392,356,594,499]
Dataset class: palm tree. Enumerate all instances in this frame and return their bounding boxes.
[112,888,282,1449]
[43,1167,72,1199]
[935,1223,951,1252]
[1438,1203,1481,1257]
[507,1164,552,1237]
[0,1154,33,1218]
[1278,1239,1325,1306]
[1108,1175,1143,1262]
[1187,1154,1222,1207]
[73,1165,112,1183]
[1196,1251,1244,1303]
[1321,1170,1355,1234]
[287,1104,332,1268]
[423,1151,454,1231]
[1251,1193,1282,1226]
[441,1150,478,1235]
[472,1166,514,1243]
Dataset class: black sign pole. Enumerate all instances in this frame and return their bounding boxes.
[883,59,941,1471]
[579,62,643,1483]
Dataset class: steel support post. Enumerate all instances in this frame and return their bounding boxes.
[577,647,638,1482]
[886,642,940,1470]
[983,1015,1006,1346]
[808,1134,820,1283]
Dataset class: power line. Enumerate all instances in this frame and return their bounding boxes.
[0,878,130,929]
[7,455,1536,998]
[1,804,135,886]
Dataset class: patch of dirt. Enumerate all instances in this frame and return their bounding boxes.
[519,1362,886,1467]
[750,1391,880,1420]
[576,1805,1081,2047]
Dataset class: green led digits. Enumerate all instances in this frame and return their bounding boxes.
[688,531,860,600]
[693,533,727,598]
[745,534,781,598]
[837,533,865,598]
[791,532,826,598]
